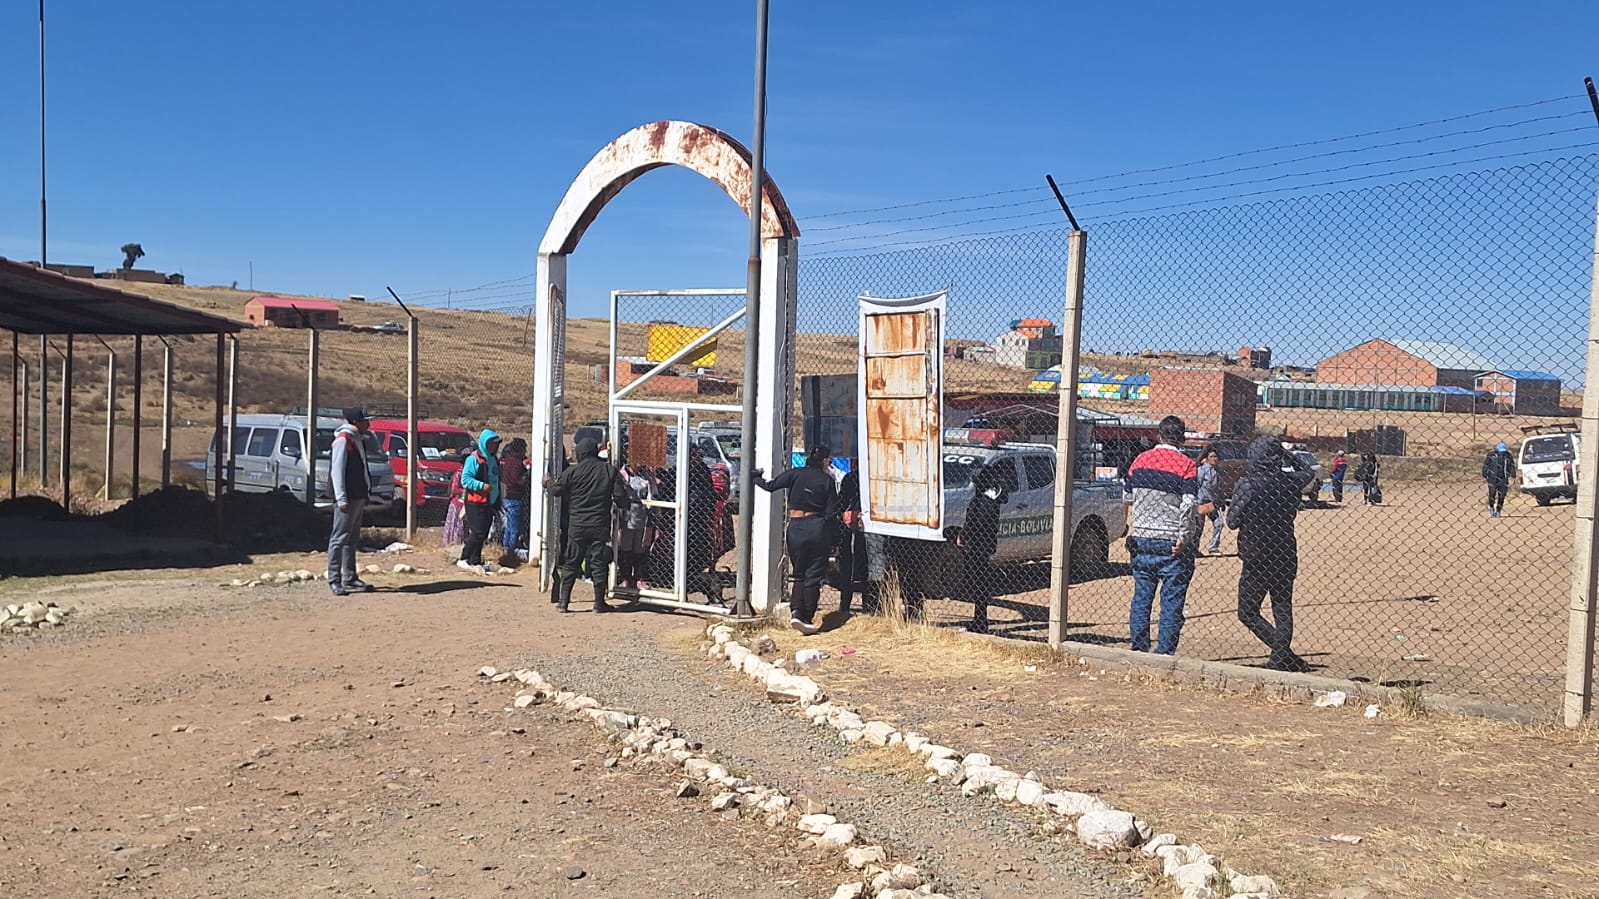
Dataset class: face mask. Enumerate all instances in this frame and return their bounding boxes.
[983,488,1002,500]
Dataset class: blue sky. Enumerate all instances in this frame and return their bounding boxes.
[1,1,1597,373]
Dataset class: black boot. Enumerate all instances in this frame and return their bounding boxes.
[592,582,611,613]
[556,577,574,613]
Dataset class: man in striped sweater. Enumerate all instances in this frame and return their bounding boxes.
[1122,415,1201,654]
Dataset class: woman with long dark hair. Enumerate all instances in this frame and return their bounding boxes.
[755,445,842,634]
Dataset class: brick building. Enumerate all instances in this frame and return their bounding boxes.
[1316,339,1495,389]
[244,296,341,329]
[1149,368,1258,436]
[1237,345,1272,369]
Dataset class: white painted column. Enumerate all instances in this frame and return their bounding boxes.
[530,252,568,587]
[750,235,798,610]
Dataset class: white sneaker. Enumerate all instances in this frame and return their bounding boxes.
[790,617,820,635]
[456,559,484,574]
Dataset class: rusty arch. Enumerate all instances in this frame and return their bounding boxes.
[538,120,800,255]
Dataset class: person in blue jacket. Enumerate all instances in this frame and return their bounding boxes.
[458,429,502,571]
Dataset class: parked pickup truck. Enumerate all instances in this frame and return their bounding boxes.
[887,430,1127,596]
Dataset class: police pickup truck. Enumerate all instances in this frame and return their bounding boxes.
[934,429,1126,579]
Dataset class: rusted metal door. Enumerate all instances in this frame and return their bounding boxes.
[857,290,947,540]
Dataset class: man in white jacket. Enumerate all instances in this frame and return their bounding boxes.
[328,408,373,596]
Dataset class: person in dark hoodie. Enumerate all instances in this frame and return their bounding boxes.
[754,445,841,634]
[1481,441,1516,518]
[1226,436,1310,672]
[457,429,502,572]
[545,438,627,613]
[957,467,1004,633]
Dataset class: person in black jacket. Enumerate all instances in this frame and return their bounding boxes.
[1226,437,1309,672]
[1354,452,1381,505]
[835,462,870,614]
[1481,442,1516,518]
[544,438,627,613]
[958,467,1004,633]
[755,445,841,634]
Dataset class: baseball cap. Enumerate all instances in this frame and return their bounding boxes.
[343,407,369,423]
[1496,442,1507,452]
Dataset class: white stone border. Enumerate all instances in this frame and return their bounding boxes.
[702,624,1287,899]
[478,664,952,899]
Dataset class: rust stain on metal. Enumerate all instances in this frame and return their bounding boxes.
[541,121,800,256]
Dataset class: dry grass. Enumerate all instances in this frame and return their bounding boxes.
[835,744,930,782]
[680,607,1599,899]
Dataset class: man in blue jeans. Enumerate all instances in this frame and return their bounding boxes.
[1123,415,1201,654]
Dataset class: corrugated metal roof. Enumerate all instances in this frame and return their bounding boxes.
[1386,339,1497,371]
[0,258,245,335]
[247,296,342,312]
[1496,369,1560,382]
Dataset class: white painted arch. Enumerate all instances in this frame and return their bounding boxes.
[530,120,800,611]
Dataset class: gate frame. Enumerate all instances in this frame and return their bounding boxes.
[530,121,800,611]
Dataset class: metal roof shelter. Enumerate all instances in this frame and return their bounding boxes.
[0,258,246,533]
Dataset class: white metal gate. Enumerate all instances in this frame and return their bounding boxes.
[606,289,745,615]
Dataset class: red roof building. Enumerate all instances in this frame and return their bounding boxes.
[243,296,341,329]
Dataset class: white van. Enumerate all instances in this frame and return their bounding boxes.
[1518,423,1580,506]
[206,413,397,514]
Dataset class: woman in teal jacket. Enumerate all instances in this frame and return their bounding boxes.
[458,429,502,569]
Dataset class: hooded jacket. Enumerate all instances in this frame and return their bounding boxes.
[1225,437,1301,564]
[548,438,625,532]
[330,422,371,505]
[460,429,503,505]
[1482,449,1515,487]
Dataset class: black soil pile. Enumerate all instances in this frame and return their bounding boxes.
[0,496,74,521]
[98,486,328,552]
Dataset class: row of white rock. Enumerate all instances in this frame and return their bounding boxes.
[1,600,71,632]
[481,664,950,899]
[703,623,1285,899]
[227,563,431,588]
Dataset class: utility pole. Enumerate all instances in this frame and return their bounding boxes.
[732,0,770,620]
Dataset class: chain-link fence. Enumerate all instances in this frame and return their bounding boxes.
[794,154,1599,718]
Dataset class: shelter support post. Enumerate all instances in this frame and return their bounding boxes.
[17,360,26,493]
[214,334,226,541]
[9,331,16,499]
[304,329,320,508]
[1564,197,1599,726]
[59,335,72,509]
[160,340,172,488]
[1047,230,1088,647]
[749,236,796,612]
[131,337,142,499]
[38,335,47,485]
[103,344,115,499]
[226,336,239,493]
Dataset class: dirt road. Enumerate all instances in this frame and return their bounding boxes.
[0,566,1139,898]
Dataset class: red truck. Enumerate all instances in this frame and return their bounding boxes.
[367,418,476,513]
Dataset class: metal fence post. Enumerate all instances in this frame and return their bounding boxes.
[407,314,418,539]
[305,328,320,508]
[1564,196,1599,726]
[1047,230,1087,647]
[103,343,115,499]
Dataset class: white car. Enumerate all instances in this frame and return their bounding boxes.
[913,430,1127,586]
[1286,449,1323,502]
[1519,424,1580,505]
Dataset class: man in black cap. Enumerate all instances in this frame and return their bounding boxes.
[328,407,374,596]
[544,438,626,612]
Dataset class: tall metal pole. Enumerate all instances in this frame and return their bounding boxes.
[1564,195,1599,726]
[305,328,320,508]
[213,334,225,539]
[160,340,173,488]
[17,360,26,492]
[732,0,770,620]
[37,3,47,485]
[130,337,142,498]
[1047,230,1087,646]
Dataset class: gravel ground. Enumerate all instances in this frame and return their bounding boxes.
[533,627,1148,899]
